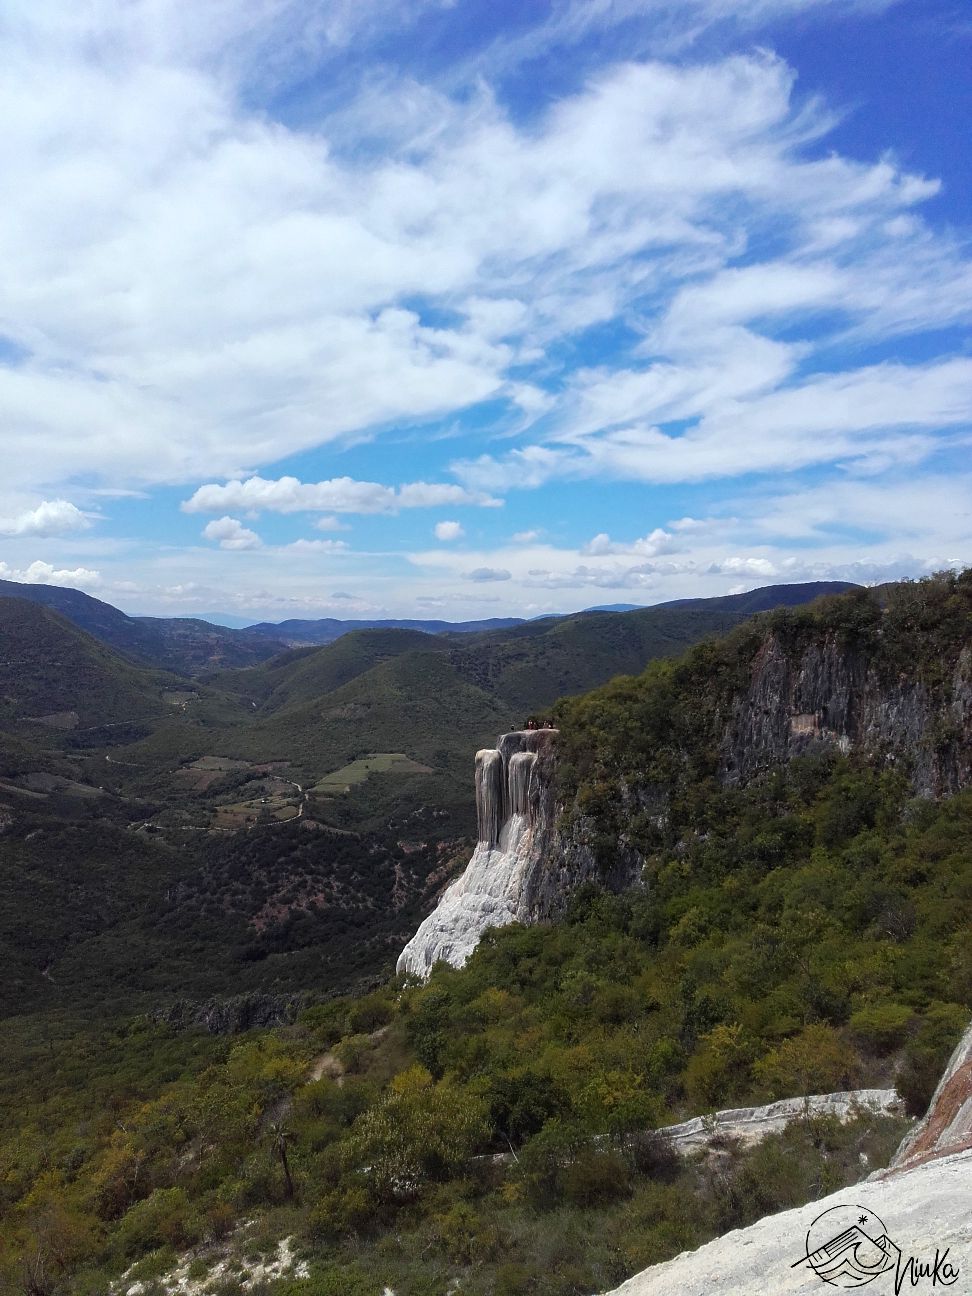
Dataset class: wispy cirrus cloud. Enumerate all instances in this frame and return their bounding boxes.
[0,0,967,615]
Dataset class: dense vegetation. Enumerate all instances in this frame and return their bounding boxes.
[1,573,968,1295]
[0,815,461,1016]
[1,753,967,1295]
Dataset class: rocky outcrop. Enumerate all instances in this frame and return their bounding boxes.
[885,1019,972,1174]
[662,1089,902,1155]
[151,991,310,1034]
[396,729,558,977]
[399,600,972,975]
[721,636,972,797]
[599,1023,972,1296]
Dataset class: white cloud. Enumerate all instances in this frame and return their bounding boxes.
[0,1,967,617]
[434,520,464,541]
[456,357,972,490]
[0,499,90,537]
[582,528,674,556]
[0,559,102,589]
[285,538,349,553]
[0,16,964,511]
[463,566,512,582]
[708,555,778,577]
[183,475,499,515]
[201,516,262,550]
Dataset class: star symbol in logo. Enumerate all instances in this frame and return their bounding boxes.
[858,1214,869,1224]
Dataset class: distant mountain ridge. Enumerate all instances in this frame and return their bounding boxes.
[0,576,858,675]
[243,614,525,645]
[0,578,286,674]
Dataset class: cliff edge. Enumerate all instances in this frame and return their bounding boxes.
[396,728,558,977]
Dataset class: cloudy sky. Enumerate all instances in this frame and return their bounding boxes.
[1,0,970,622]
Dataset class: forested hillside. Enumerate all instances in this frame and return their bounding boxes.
[0,574,968,1296]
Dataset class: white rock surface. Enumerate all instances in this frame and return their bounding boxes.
[396,815,537,976]
[119,1234,308,1295]
[601,1023,972,1296]
[599,1148,972,1296]
[662,1089,902,1153]
[397,730,555,978]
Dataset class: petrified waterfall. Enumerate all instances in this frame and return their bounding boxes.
[508,750,536,817]
[397,730,556,978]
[475,748,504,846]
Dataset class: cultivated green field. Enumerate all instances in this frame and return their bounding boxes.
[313,752,434,794]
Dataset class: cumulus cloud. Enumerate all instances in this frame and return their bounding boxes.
[0,499,90,537]
[183,476,499,516]
[512,529,541,543]
[201,516,262,550]
[708,556,778,577]
[0,559,102,589]
[582,528,674,556]
[464,566,512,582]
[434,520,464,541]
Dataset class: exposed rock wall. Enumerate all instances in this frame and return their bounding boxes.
[396,729,558,977]
[885,1019,972,1174]
[151,991,310,1034]
[721,636,972,797]
[398,619,972,975]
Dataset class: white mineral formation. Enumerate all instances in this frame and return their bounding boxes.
[397,730,556,978]
[661,1089,902,1154]
[599,1149,971,1296]
[600,1020,972,1296]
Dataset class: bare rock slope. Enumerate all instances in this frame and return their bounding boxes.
[600,1022,972,1296]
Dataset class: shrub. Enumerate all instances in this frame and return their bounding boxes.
[113,1188,202,1258]
[849,1002,915,1054]
[753,1024,860,1099]
[896,1004,969,1116]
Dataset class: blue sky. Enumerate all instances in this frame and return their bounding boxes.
[0,0,970,621]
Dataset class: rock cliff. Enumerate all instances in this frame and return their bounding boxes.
[399,579,972,976]
[396,729,558,977]
[721,634,971,797]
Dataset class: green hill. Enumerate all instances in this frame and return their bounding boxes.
[0,575,967,1296]
[0,597,180,728]
[0,577,286,673]
[176,581,860,832]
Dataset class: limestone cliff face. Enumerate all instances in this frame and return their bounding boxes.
[398,606,972,976]
[720,636,972,797]
[396,729,558,977]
